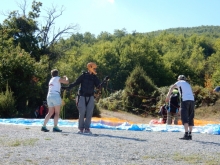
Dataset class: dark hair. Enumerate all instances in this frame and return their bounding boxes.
[51,69,59,77]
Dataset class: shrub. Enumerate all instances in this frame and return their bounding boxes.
[122,66,157,115]
[0,84,17,117]
[93,103,101,117]
[193,85,219,107]
[60,90,101,119]
[98,90,123,111]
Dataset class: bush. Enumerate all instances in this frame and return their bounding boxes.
[122,66,158,115]
[98,90,123,111]
[93,103,101,117]
[60,91,101,119]
[155,85,220,110]
[193,85,219,107]
[0,84,17,117]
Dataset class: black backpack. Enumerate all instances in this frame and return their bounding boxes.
[169,93,180,113]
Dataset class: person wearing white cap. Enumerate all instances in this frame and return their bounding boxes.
[166,75,195,140]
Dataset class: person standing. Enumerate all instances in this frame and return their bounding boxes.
[167,88,180,125]
[39,101,48,118]
[62,62,109,134]
[41,69,69,132]
[158,104,168,124]
[166,75,195,140]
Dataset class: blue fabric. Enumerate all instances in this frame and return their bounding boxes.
[214,86,220,92]
[0,118,219,135]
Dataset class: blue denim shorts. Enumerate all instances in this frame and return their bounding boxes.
[47,93,61,107]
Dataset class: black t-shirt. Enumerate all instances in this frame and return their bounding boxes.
[69,72,100,97]
[169,93,180,113]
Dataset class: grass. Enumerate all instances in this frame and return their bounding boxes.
[45,138,51,140]
[173,153,220,165]
[172,153,203,164]
[0,138,39,147]
[195,99,220,122]
[142,152,220,164]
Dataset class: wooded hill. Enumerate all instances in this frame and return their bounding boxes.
[0,1,219,118]
[148,25,220,38]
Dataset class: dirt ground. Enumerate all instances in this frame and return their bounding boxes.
[100,108,220,124]
[100,109,153,124]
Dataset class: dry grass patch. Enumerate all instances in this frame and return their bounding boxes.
[0,137,39,147]
[142,153,220,165]
[195,99,220,122]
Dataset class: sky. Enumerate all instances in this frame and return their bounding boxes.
[0,0,220,37]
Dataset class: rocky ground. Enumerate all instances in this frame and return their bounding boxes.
[0,109,219,165]
[0,124,219,165]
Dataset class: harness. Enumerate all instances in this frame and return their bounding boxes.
[76,72,95,107]
[75,94,91,107]
[85,96,91,107]
[76,72,108,107]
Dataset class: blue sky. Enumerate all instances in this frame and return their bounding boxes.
[0,0,220,36]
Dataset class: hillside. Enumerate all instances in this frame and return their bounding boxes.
[100,99,220,124]
[146,25,220,37]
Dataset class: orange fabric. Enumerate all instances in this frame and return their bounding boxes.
[68,117,220,126]
[178,119,219,126]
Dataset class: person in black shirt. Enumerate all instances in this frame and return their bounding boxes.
[63,62,109,134]
[167,88,180,125]
[158,104,168,124]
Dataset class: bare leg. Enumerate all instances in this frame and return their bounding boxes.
[43,107,55,126]
[183,123,189,132]
[167,112,172,125]
[189,126,193,132]
[173,113,178,125]
[53,105,61,127]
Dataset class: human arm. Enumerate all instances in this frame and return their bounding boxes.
[97,76,110,88]
[59,76,69,84]
[165,84,178,102]
[61,74,83,90]
[158,106,163,116]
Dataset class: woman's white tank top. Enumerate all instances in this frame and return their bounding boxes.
[48,76,60,94]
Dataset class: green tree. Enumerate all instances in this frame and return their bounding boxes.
[122,66,157,115]
[1,0,78,62]
[0,84,16,117]
[0,46,48,113]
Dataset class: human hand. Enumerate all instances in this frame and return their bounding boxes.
[178,108,181,115]
[104,76,110,81]
[63,76,69,81]
[165,96,170,103]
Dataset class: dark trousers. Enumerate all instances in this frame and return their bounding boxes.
[181,100,195,126]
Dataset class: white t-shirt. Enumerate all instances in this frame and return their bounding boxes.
[175,80,194,101]
[48,76,61,94]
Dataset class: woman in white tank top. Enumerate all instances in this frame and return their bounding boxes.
[41,69,69,132]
